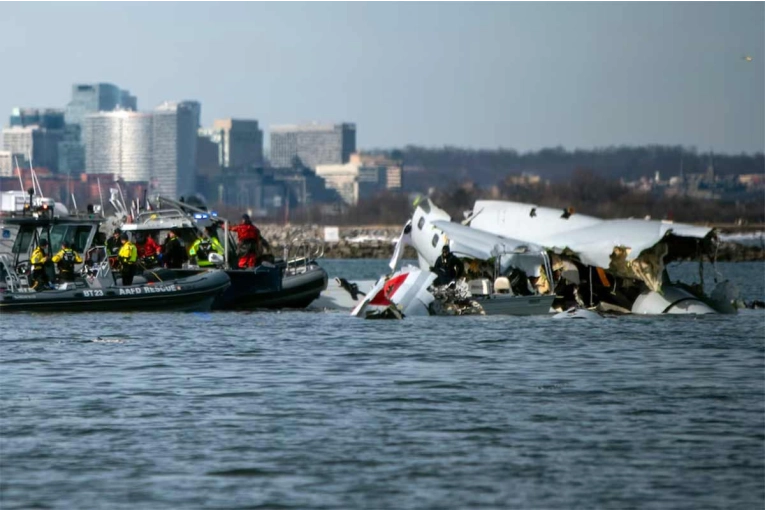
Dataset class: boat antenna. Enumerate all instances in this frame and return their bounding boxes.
[14,156,23,191]
[30,167,42,198]
[28,150,42,197]
[116,183,127,213]
[71,193,78,213]
[97,177,105,217]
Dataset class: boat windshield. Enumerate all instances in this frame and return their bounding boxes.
[11,223,96,258]
[12,229,35,256]
[49,225,95,253]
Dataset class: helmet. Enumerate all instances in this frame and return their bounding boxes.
[242,214,251,223]
[61,240,70,248]
[120,233,129,241]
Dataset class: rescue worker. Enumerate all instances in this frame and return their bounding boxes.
[106,229,122,257]
[135,231,161,268]
[30,239,51,290]
[431,245,463,286]
[189,226,225,267]
[230,214,261,268]
[52,240,83,282]
[161,229,186,269]
[118,233,138,285]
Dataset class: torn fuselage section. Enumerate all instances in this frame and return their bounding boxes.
[468,200,733,314]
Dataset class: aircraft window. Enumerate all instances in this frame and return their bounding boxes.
[417,217,425,230]
[432,234,439,247]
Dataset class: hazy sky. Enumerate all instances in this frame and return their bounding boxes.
[1,2,763,154]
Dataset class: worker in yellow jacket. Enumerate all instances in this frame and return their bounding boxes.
[30,239,51,290]
[118,233,138,285]
[52,240,83,282]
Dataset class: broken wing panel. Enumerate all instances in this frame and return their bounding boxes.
[471,200,602,243]
[431,220,545,259]
[537,219,713,269]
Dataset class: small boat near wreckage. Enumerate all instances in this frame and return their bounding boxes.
[0,194,230,313]
[346,197,740,319]
[120,196,328,311]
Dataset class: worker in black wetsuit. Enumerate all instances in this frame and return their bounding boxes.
[431,245,463,286]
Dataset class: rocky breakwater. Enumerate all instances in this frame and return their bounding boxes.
[256,224,764,261]
[258,224,416,259]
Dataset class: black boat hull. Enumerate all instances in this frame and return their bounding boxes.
[146,263,328,310]
[0,270,230,313]
[220,265,328,310]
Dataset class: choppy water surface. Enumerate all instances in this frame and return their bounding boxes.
[1,261,763,509]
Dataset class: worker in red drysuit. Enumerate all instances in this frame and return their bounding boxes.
[230,214,261,268]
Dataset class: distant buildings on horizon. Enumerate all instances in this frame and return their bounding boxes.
[269,123,356,169]
[1,81,397,216]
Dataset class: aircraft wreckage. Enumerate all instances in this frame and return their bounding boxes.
[350,198,738,319]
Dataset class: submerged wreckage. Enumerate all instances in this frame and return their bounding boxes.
[351,198,738,319]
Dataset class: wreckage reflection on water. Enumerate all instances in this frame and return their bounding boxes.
[347,198,747,319]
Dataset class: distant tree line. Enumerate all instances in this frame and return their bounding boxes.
[427,168,764,225]
[371,145,765,191]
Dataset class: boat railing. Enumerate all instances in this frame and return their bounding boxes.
[0,253,32,293]
[131,209,196,228]
[283,236,324,275]
[83,247,117,288]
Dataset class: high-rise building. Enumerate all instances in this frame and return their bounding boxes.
[212,118,263,169]
[270,123,355,169]
[61,83,137,174]
[10,108,65,129]
[0,150,13,177]
[65,83,136,125]
[80,101,200,199]
[152,101,200,198]
[3,108,65,172]
[58,125,85,175]
[1,125,62,172]
[82,111,153,183]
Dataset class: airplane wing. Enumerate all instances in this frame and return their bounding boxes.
[431,219,547,276]
[431,219,545,258]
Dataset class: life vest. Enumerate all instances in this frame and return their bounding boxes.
[59,249,76,272]
[118,242,138,264]
[30,247,48,270]
[197,240,212,260]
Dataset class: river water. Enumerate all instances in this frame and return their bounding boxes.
[1,261,763,509]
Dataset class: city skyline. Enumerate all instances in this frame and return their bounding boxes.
[0,3,763,155]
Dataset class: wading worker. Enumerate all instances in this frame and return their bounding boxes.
[431,245,463,286]
[52,240,83,282]
[30,238,51,290]
[118,233,138,285]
